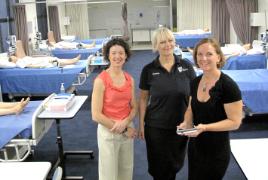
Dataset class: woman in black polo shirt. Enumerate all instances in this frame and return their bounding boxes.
[139,27,196,180]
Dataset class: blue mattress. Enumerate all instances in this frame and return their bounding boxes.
[223,69,268,114]
[174,33,211,48]
[51,44,102,59]
[0,101,42,149]
[0,61,87,94]
[78,38,109,45]
[182,51,194,64]
[222,54,267,70]
[181,52,267,70]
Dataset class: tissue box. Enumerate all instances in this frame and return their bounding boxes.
[45,93,75,112]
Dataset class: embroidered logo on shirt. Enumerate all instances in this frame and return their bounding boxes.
[177,66,188,72]
[152,72,160,75]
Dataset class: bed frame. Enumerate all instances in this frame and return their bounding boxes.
[0,96,54,162]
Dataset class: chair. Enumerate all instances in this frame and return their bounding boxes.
[52,166,63,180]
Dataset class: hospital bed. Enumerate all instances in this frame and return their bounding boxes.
[51,44,103,59]
[78,38,109,45]
[222,54,267,70]
[174,32,211,48]
[50,38,109,59]
[0,100,53,161]
[222,69,268,115]
[181,52,267,70]
[0,60,88,98]
[181,51,195,64]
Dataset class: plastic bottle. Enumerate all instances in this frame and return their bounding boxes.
[28,38,33,56]
[60,83,65,93]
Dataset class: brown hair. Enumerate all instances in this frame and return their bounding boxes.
[102,38,131,62]
[193,38,225,68]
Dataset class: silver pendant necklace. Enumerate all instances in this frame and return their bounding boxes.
[202,82,207,92]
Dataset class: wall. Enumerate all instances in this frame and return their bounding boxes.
[258,0,268,39]
[128,0,170,29]
[87,2,121,38]
[18,0,267,44]
[19,0,171,40]
[87,0,170,38]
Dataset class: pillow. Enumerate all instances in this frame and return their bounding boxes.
[0,52,8,57]
[0,56,16,68]
[247,48,265,55]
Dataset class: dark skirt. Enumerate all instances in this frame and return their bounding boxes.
[188,133,230,180]
[144,125,188,180]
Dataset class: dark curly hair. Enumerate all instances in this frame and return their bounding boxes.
[102,38,131,62]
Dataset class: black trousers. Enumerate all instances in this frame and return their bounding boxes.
[144,125,188,180]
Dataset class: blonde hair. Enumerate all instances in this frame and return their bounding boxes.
[151,27,175,52]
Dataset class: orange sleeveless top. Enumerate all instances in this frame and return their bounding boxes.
[97,70,132,121]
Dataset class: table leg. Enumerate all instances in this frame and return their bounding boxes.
[51,119,93,180]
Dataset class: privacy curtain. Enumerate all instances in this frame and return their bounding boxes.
[13,4,29,55]
[65,4,89,39]
[177,0,211,32]
[121,2,129,41]
[211,0,230,45]
[48,6,61,42]
[0,25,3,52]
[225,0,258,44]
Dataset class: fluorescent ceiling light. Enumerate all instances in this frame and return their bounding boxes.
[16,0,120,5]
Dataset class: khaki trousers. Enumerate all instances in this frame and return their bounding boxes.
[97,124,134,180]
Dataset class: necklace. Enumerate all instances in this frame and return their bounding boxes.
[201,72,220,93]
[202,82,207,92]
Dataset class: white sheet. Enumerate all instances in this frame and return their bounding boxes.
[231,138,268,180]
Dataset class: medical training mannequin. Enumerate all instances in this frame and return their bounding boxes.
[47,31,96,49]
[188,43,263,61]
[9,40,81,68]
[0,97,30,116]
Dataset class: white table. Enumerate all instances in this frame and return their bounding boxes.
[38,96,88,119]
[230,138,268,180]
[88,55,109,73]
[0,162,51,180]
[38,96,93,179]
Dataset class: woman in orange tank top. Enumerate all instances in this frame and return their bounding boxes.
[91,38,137,180]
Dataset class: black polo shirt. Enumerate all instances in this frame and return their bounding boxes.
[139,55,196,129]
